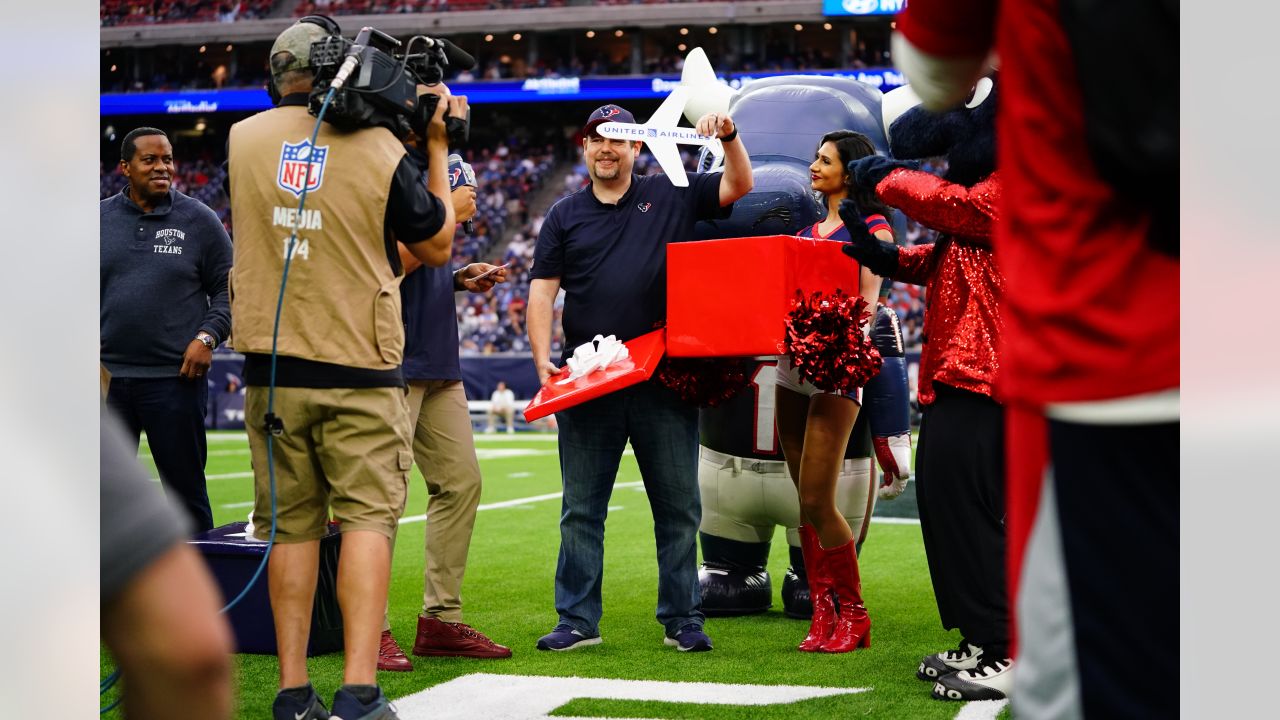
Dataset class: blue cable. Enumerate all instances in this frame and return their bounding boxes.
[103,88,336,716]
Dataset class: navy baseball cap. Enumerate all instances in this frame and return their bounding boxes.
[583,104,636,136]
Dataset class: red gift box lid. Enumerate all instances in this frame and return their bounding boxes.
[522,329,667,422]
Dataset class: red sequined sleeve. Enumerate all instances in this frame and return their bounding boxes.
[894,244,937,287]
[877,169,1000,247]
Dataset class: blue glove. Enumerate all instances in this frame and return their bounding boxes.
[847,156,921,190]
[837,198,899,277]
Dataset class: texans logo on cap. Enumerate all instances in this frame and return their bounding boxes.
[599,106,622,119]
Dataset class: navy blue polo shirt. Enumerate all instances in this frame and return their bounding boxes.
[532,172,728,362]
[401,264,461,381]
[100,187,232,378]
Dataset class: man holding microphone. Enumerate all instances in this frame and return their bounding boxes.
[226,18,465,720]
[375,141,514,672]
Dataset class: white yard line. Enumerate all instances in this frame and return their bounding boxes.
[954,699,1010,720]
[473,434,560,442]
[140,447,250,459]
[150,471,252,483]
[391,674,867,720]
[399,481,644,525]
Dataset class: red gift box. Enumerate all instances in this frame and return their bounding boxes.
[522,329,667,421]
[666,235,860,357]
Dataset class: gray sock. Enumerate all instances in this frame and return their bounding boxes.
[341,684,381,705]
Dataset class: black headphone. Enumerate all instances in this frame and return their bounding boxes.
[266,15,343,106]
[298,14,341,37]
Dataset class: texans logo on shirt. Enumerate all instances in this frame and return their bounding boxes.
[637,202,652,213]
[277,140,329,197]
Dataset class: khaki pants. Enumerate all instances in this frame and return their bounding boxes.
[398,379,483,622]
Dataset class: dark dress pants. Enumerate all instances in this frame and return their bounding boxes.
[106,376,213,532]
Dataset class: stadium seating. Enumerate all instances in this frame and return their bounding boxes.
[101,0,276,26]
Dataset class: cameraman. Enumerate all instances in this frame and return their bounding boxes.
[226,19,465,720]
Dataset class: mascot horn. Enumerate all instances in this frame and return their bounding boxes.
[680,49,915,618]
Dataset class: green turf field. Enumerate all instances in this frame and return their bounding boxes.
[104,430,1009,719]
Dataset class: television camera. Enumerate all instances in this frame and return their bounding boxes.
[307,25,475,145]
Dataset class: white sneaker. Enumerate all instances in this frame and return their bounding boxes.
[932,656,1014,701]
[917,639,983,680]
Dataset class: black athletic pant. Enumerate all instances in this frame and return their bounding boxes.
[916,383,1008,654]
[1050,419,1177,718]
[106,376,213,533]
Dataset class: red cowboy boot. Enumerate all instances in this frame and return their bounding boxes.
[797,524,838,652]
[820,539,871,653]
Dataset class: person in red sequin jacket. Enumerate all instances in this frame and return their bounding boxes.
[839,75,1015,703]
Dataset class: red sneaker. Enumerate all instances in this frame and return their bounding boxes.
[377,629,413,672]
[412,616,512,659]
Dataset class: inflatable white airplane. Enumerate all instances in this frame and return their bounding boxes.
[594,87,718,187]
[610,47,924,186]
[592,48,738,187]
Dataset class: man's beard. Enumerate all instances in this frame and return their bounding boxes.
[591,158,621,180]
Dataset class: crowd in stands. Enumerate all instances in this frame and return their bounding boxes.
[107,43,890,92]
[102,0,274,26]
[103,0,801,26]
[105,44,892,93]
[293,0,565,16]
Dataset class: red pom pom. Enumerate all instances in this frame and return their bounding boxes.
[784,289,883,393]
[657,357,751,407]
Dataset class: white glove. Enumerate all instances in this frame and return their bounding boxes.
[873,433,912,500]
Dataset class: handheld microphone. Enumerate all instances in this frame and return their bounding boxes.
[429,37,477,72]
[448,153,477,234]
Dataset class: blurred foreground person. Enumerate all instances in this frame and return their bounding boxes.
[101,408,234,720]
[892,1,1178,715]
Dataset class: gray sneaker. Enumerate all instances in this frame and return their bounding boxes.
[272,685,330,720]
[331,687,398,720]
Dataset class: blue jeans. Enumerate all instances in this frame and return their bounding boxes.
[554,380,703,636]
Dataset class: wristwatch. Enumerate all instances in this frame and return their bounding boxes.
[195,331,216,349]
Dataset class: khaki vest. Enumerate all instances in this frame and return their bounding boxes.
[228,106,407,370]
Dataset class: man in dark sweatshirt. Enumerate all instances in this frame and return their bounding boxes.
[101,126,232,533]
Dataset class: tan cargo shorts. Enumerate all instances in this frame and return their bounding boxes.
[245,386,412,542]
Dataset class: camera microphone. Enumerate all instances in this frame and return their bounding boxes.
[448,153,477,234]
[330,27,375,91]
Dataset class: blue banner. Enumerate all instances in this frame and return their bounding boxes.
[822,0,906,16]
[100,68,905,116]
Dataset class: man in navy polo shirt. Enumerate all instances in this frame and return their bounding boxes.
[527,103,752,652]
[101,127,232,534]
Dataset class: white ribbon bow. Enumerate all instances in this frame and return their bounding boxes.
[557,334,630,384]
